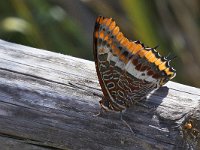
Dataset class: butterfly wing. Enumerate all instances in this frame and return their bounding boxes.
[93,16,176,111]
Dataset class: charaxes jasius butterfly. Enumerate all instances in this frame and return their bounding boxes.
[93,16,176,132]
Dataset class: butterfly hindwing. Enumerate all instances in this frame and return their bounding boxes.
[93,16,176,111]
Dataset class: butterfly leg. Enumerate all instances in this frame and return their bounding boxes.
[134,99,156,113]
[135,100,149,108]
[93,99,105,117]
[93,107,103,117]
[120,111,134,134]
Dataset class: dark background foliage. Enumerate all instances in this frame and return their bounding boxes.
[0,0,200,87]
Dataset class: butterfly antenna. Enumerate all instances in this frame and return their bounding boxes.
[166,52,171,59]
[168,55,177,61]
[170,55,177,60]
[153,45,159,49]
[120,112,134,134]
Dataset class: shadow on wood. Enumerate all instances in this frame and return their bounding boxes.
[0,39,200,150]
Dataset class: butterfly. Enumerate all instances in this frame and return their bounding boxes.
[93,16,176,132]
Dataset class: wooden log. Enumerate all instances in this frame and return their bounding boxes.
[0,39,200,150]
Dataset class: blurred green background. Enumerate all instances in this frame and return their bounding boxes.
[0,0,200,87]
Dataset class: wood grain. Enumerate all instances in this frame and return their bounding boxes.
[0,39,200,150]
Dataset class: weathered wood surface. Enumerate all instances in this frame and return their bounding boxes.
[0,39,200,150]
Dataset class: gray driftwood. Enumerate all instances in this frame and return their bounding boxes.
[0,39,200,150]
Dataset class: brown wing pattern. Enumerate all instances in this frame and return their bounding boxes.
[93,16,176,111]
